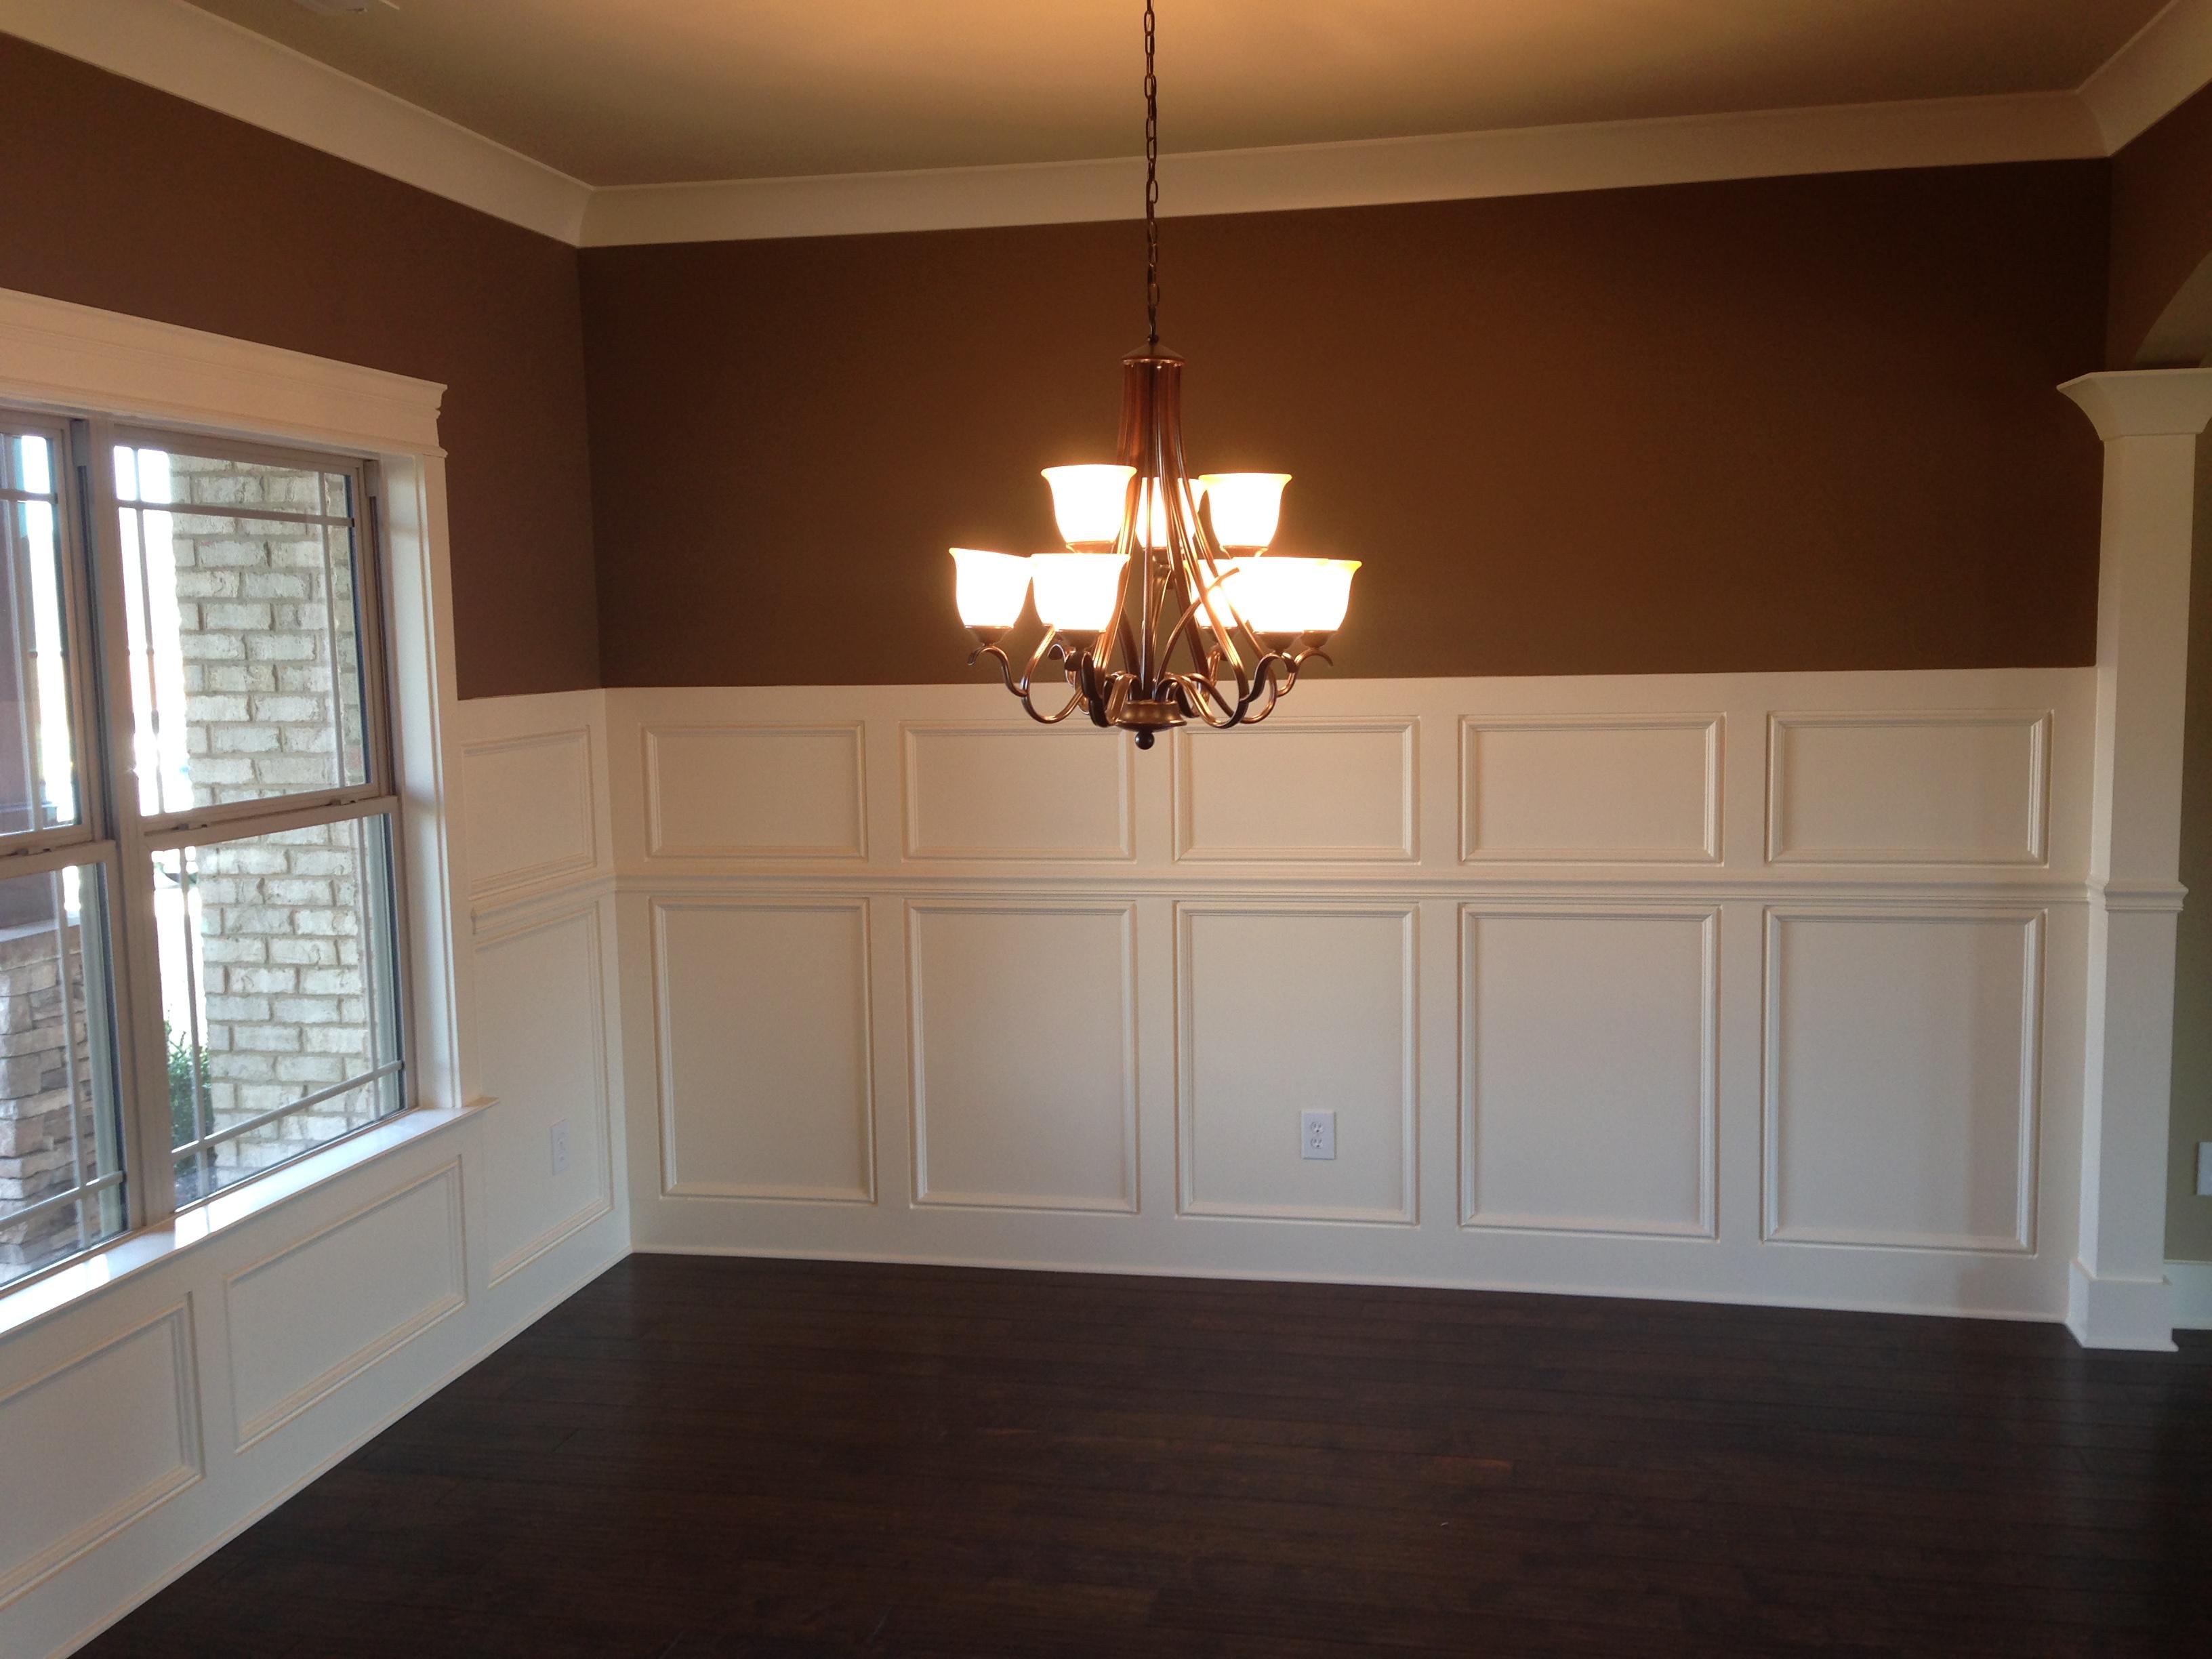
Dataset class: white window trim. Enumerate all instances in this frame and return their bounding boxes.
[0,284,483,1265]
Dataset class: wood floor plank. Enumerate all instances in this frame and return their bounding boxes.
[78,1257,2211,1658]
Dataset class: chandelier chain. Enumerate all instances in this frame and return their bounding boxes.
[1143,0,1160,347]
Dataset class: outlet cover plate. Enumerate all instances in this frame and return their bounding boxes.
[1301,1110,1336,1161]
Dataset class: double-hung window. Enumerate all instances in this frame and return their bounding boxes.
[0,411,407,1293]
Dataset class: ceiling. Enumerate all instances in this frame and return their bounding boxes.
[184,0,2166,187]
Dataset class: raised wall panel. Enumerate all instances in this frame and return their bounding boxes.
[1462,909,1717,1236]
[1179,905,1417,1223]
[476,904,613,1282]
[644,724,865,859]
[901,724,1134,860]
[1767,712,2049,865]
[907,903,1136,1211]
[653,899,874,1202]
[0,1305,200,1606]
[1460,717,1720,863]
[1764,909,2042,1251]
[1174,720,1416,861]
[224,1164,467,1448]
[463,729,596,893]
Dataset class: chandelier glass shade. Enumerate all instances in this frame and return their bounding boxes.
[948,3,1357,750]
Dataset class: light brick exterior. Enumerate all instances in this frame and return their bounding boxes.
[163,455,387,1200]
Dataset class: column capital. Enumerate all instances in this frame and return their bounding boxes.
[2060,367,2212,440]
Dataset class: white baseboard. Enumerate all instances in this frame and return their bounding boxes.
[2170,1260,2212,1331]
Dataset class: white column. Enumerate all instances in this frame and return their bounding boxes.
[2059,369,2212,1349]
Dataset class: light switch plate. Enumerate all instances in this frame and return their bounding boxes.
[1301,1110,1336,1161]
[2198,1141,2211,1198]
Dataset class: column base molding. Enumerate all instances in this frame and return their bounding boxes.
[2066,1258,2177,1350]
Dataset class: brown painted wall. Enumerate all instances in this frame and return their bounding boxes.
[582,162,2110,687]
[2109,79,2212,368]
[0,37,598,699]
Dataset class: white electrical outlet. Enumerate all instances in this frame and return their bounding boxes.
[1300,1109,1336,1161]
[550,1120,571,1177]
[2198,1141,2212,1198]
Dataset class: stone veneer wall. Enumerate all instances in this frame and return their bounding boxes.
[0,916,104,1274]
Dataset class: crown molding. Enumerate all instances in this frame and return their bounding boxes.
[0,0,590,243]
[9,0,2211,251]
[2081,0,2212,152]
[577,91,2103,247]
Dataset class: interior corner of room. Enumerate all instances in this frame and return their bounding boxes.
[2,1,2211,1654]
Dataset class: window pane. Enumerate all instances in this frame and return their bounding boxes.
[161,815,403,1206]
[0,863,123,1290]
[1,428,81,835]
[116,445,369,817]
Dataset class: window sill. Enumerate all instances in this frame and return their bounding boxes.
[0,1097,495,1345]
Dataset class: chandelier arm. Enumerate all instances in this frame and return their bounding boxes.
[1109,472,1148,675]
[971,639,1088,724]
[1156,469,1254,695]
[1165,670,1242,728]
[1223,652,1298,724]
[1157,554,1247,673]
[1025,684,1090,724]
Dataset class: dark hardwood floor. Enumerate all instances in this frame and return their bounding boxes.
[83,1256,2212,1658]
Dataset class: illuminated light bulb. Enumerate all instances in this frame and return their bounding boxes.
[1042,466,1206,550]
[1030,553,1128,636]
[1218,557,1360,638]
[949,548,1031,633]
[1197,472,1290,549]
[1041,464,1134,547]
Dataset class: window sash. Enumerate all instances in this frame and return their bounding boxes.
[157,803,409,1208]
[89,423,409,1230]
[102,434,392,821]
[0,409,108,862]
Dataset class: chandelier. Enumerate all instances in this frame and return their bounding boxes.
[949,1,1359,750]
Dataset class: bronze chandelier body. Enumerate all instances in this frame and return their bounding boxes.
[954,2,1357,751]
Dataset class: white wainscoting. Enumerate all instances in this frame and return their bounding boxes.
[0,688,630,1659]
[1462,715,1721,863]
[1176,719,1417,861]
[644,723,867,861]
[901,722,1135,860]
[1767,710,2051,866]
[1763,907,2044,1253]
[653,897,876,1203]
[222,1163,468,1449]
[460,726,599,899]
[1179,903,1418,1223]
[908,900,1139,1212]
[0,1305,201,1610]
[607,671,2095,1326]
[1462,905,1718,1237]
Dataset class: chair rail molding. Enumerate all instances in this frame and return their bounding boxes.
[2058,367,2212,1350]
